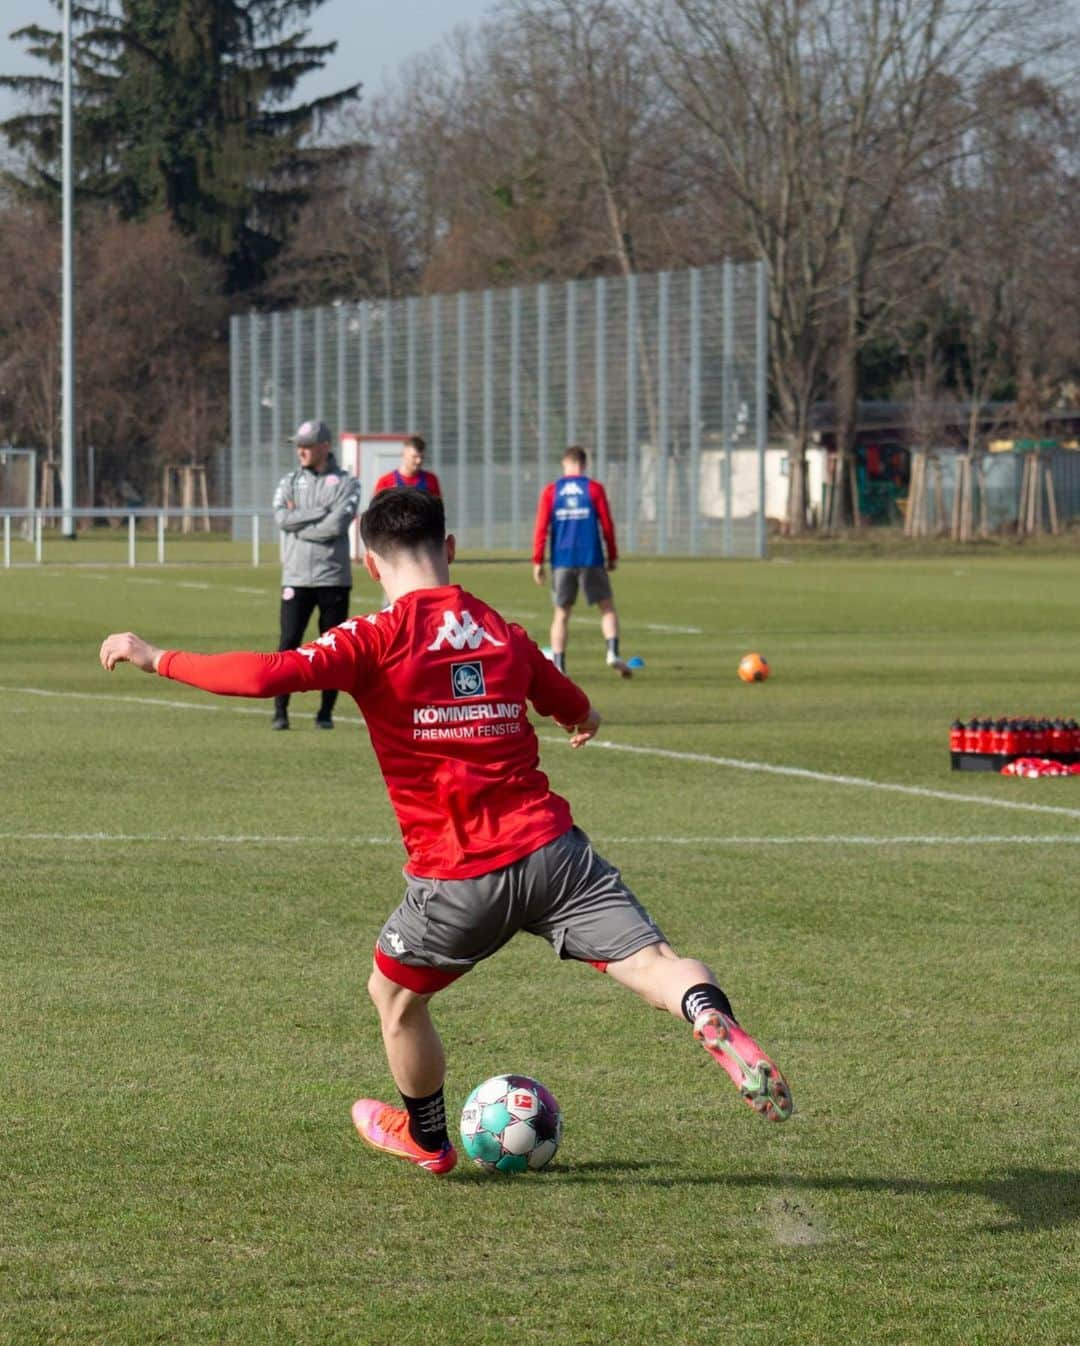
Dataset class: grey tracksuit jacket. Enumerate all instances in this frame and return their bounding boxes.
[272,455,361,588]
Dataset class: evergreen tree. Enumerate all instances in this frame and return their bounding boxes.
[1,0,360,291]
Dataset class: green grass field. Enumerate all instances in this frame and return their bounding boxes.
[2,550,1078,1345]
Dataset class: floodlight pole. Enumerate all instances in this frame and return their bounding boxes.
[60,0,76,538]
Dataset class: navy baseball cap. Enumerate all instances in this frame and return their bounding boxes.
[294,419,332,446]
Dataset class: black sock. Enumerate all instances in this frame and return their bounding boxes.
[606,636,620,658]
[400,1087,449,1151]
[552,652,566,672]
[681,983,735,1025]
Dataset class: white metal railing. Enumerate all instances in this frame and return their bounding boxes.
[0,508,277,568]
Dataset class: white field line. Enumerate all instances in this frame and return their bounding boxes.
[548,736,1080,823]
[6,682,1080,825]
[4,832,1080,847]
[0,684,364,723]
[39,572,271,596]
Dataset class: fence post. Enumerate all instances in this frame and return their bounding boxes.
[252,513,260,567]
[430,295,442,478]
[407,296,418,431]
[157,512,166,565]
[755,260,769,559]
[657,270,671,556]
[359,301,370,433]
[3,515,9,568]
[35,511,43,563]
[483,289,494,550]
[625,273,639,553]
[595,277,607,483]
[722,259,735,558]
[271,311,283,498]
[689,268,702,556]
[537,283,549,492]
[128,513,136,567]
[382,300,393,433]
[336,304,347,437]
[565,279,577,445]
[510,287,521,551]
[457,291,468,547]
[313,305,325,421]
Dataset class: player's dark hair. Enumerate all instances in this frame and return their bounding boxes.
[361,486,445,556]
[562,445,587,469]
[404,434,426,455]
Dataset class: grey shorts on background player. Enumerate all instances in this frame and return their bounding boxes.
[377,826,664,981]
[552,565,612,607]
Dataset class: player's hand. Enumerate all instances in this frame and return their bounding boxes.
[99,632,164,674]
[558,706,601,749]
[532,563,545,586]
[606,560,617,573]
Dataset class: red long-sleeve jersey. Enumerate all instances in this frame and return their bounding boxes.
[373,469,441,496]
[157,585,590,879]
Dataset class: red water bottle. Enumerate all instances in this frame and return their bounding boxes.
[964,718,980,751]
[1003,719,1020,756]
[977,719,994,753]
[1068,718,1080,755]
[950,720,964,752]
[992,719,1007,754]
[1051,719,1067,757]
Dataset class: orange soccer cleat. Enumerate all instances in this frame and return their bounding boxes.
[351,1098,458,1174]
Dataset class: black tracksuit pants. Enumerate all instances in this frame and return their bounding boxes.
[274,585,351,720]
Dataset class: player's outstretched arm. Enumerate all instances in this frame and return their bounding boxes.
[100,632,164,673]
[555,705,602,749]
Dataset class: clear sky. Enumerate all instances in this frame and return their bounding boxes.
[1,0,499,123]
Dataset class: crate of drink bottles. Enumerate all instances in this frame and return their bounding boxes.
[950,718,1080,771]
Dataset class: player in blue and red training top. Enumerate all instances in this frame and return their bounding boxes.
[373,434,441,497]
[532,445,630,677]
[99,488,792,1175]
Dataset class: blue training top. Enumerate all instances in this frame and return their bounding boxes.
[550,475,604,569]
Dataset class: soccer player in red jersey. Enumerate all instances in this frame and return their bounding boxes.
[100,489,792,1174]
[372,434,441,497]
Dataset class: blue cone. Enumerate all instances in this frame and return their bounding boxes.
[626,656,645,669]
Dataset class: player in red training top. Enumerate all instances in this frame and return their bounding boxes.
[533,445,630,678]
[373,434,441,497]
[100,489,792,1174]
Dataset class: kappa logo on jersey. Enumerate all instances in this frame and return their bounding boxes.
[451,661,485,699]
[427,610,506,652]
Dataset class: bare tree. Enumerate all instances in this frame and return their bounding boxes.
[645,0,1072,533]
[0,202,226,503]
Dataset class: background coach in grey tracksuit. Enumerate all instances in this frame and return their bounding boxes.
[271,419,361,730]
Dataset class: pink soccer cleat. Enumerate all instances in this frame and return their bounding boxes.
[693,1010,793,1122]
[351,1099,458,1174]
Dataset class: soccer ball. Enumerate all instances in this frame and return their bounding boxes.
[738,652,770,682]
[459,1074,561,1173]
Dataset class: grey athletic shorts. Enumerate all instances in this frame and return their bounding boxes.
[375,827,664,992]
[552,565,612,608]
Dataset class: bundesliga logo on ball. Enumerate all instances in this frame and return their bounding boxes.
[459,1074,561,1173]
